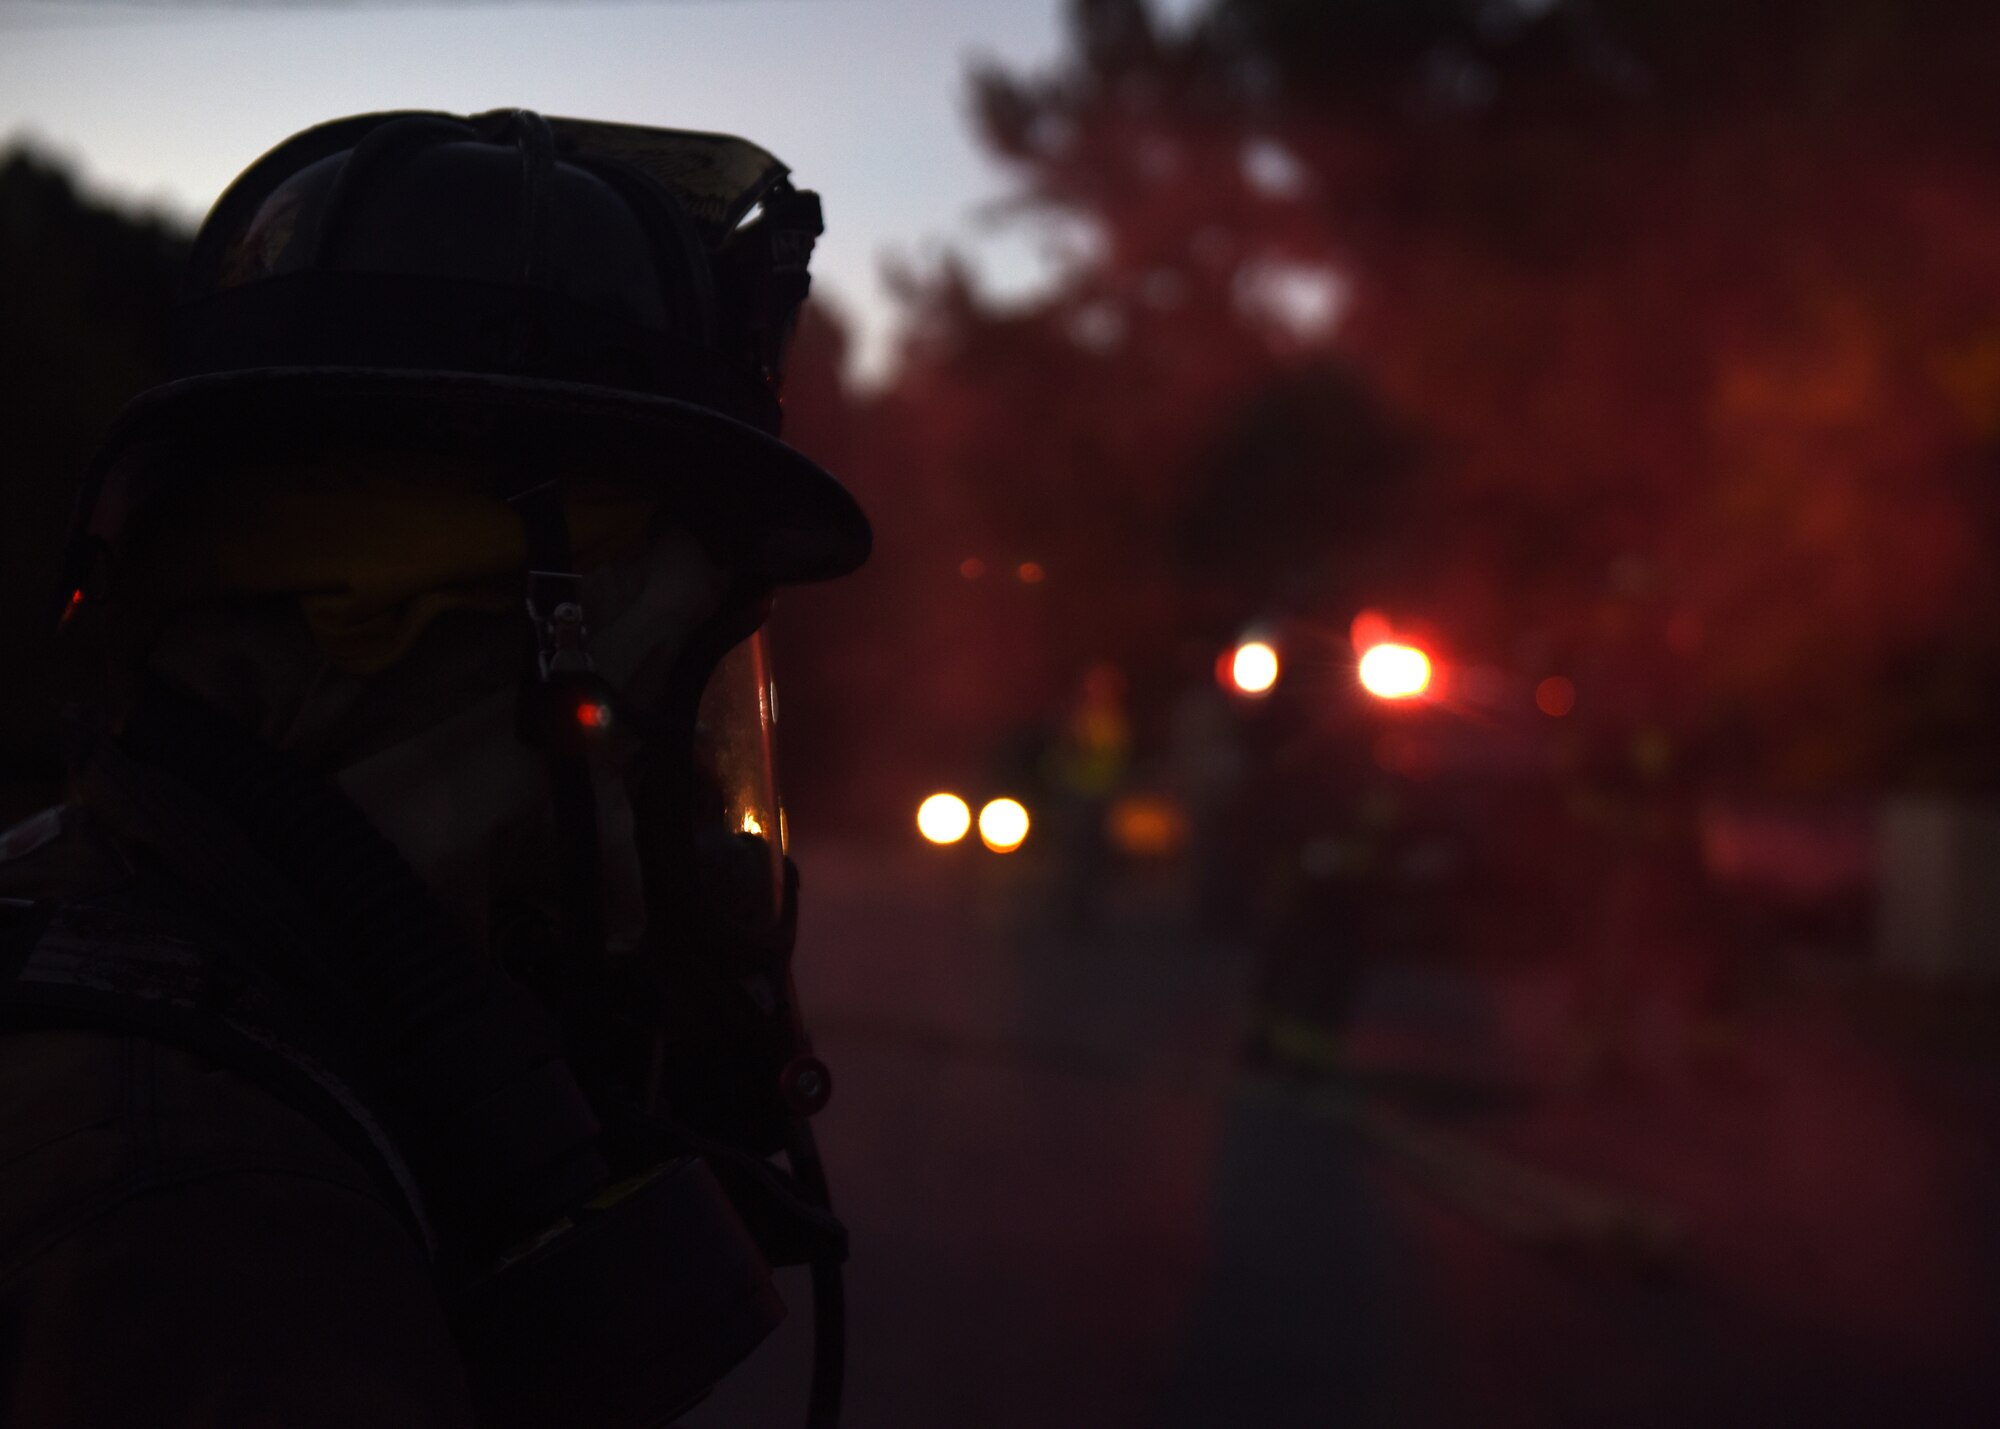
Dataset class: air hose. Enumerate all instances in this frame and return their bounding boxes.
[789,1120,847,1429]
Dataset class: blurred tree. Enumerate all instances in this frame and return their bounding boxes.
[870,0,2000,801]
[0,149,187,818]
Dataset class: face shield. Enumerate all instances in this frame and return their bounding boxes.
[586,605,821,1140]
[686,628,788,938]
[573,544,793,948]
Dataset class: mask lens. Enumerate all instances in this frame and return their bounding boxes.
[692,629,786,930]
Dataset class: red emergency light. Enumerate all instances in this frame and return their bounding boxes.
[1358,643,1432,700]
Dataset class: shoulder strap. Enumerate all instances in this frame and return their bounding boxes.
[0,891,436,1258]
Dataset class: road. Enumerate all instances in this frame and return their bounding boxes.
[688,843,2000,1428]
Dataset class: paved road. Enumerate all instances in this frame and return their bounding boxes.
[689,844,2000,1428]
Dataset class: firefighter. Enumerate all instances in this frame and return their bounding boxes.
[1044,662,1134,932]
[0,110,866,1427]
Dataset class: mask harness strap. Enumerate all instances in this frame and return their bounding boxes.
[489,110,613,1003]
[505,476,610,997]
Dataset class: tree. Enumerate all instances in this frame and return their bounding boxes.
[864,0,2000,800]
[0,150,187,818]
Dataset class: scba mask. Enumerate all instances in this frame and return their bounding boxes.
[483,476,822,1146]
[116,484,844,1425]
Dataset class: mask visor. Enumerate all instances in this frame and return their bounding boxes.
[691,629,786,934]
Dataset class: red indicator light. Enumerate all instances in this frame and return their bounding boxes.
[576,701,613,730]
[60,589,84,626]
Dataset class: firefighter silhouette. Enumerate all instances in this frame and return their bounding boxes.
[0,110,864,1427]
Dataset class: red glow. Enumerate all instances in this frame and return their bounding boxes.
[960,557,986,580]
[1350,608,1393,653]
[60,588,83,625]
[576,701,613,730]
[1535,676,1576,717]
[1017,561,1046,585]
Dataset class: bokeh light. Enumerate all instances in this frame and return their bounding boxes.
[978,797,1031,853]
[1230,640,1281,695]
[1017,561,1046,584]
[1359,643,1432,700]
[1535,676,1576,717]
[1107,794,1189,858]
[1349,608,1393,653]
[917,793,972,845]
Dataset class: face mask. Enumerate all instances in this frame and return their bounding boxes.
[328,522,741,963]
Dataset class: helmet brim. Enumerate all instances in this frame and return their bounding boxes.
[87,367,872,584]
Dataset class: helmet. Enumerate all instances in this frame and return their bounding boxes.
[71,107,869,588]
